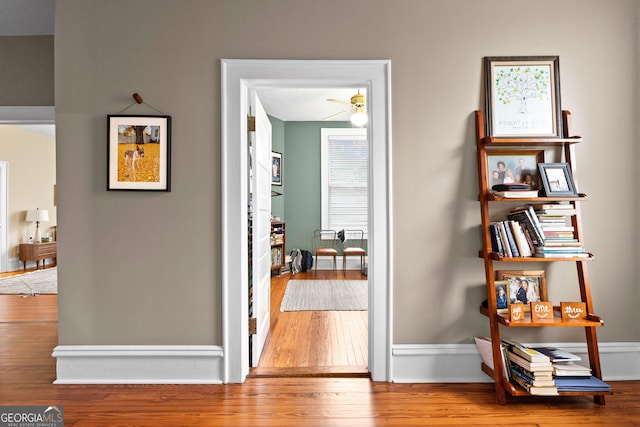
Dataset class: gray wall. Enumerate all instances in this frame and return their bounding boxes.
[0,35,54,106]
[52,0,639,347]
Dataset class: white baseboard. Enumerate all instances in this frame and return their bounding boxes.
[52,345,224,384]
[392,342,640,383]
[52,342,639,384]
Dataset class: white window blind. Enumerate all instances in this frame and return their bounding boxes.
[321,128,368,234]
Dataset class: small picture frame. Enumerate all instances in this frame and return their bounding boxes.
[538,163,578,197]
[107,115,171,191]
[497,270,547,312]
[494,280,509,314]
[271,151,282,186]
[484,56,562,138]
[486,149,544,190]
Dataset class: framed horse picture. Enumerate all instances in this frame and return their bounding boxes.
[107,115,171,191]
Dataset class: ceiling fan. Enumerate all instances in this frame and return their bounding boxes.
[323,90,367,126]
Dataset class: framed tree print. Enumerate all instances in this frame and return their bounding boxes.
[484,56,562,138]
[107,115,171,191]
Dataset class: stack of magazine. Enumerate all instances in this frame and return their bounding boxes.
[533,346,611,392]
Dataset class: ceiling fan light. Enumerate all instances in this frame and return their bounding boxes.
[351,111,368,127]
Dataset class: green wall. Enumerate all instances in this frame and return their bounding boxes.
[283,121,352,253]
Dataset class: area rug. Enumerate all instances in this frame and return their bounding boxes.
[0,267,57,295]
[280,280,368,311]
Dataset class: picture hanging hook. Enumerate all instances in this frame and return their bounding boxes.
[132,93,144,104]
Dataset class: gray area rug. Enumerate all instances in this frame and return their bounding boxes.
[0,267,57,295]
[280,280,368,311]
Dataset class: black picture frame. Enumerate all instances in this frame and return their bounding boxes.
[538,163,578,197]
[107,115,171,191]
[271,151,282,186]
[484,56,562,138]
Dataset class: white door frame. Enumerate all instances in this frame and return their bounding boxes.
[221,59,393,383]
[0,106,55,272]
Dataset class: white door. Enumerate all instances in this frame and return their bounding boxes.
[249,91,272,367]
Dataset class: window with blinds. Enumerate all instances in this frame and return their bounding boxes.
[321,128,368,235]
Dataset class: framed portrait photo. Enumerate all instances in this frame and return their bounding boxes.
[538,162,578,197]
[486,149,544,190]
[497,270,547,312]
[107,115,171,191]
[271,151,282,186]
[494,280,510,314]
[484,56,562,138]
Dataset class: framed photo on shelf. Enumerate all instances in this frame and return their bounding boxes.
[484,56,562,138]
[271,151,282,186]
[107,115,171,191]
[494,280,510,314]
[486,149,544,190]
[497,270,547,312]
[538,162,578,197]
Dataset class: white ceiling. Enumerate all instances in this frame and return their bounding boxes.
[1,0,366,122]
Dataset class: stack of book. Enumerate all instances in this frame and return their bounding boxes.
[533,203,589,258]
[489,205,544,258]
[502,340,558,395]
[533,346,611,392]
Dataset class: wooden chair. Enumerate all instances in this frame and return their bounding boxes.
[313,230,338,273]
[341,229,366,272]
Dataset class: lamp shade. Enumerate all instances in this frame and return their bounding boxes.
[26,209,49,223]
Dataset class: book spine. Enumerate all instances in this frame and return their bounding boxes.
[502,221,520,257]
[497,222,512,257]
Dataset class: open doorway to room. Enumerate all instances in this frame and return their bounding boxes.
[221,59,392,384]
[0,109,56,275]
[249,100,370,376]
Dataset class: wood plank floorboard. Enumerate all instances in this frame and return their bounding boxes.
[1,270,639,425]
[251,270,368,376]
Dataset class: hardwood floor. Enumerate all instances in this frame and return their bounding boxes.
[1,270,640,425]
[251,269,368,377]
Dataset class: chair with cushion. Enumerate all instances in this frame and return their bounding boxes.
[340,229,366,272]
[313,230,339,273]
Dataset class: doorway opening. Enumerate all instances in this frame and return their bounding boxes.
[221,59,392,383]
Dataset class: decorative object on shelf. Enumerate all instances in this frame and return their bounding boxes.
[561,302,587,320]
[484,56,562,138]
[25,208,49,243]
[538,162,578,197]
[486,149,544,191]
[497,270,547,312]
[107,114,171,191]
[271,151,282,185]
[530,301,554,321]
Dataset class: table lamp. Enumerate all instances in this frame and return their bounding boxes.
[26,208,49,243]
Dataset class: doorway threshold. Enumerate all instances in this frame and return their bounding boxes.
[248,366,370,379]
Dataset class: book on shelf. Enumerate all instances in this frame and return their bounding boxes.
[507,206,544,246]
[533,203,577,216]
[510,365,556,387]
[532,347,581,363]
[474,337,510,379]
[509,220,532,257]
[534,252,590,259]
[502,340,552,363]
[507,351,554,373]
[552,361,592,377]
[492,190,539,198]
[501,221,520,257]
[554,376,610,392]
[510,374,559,395]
